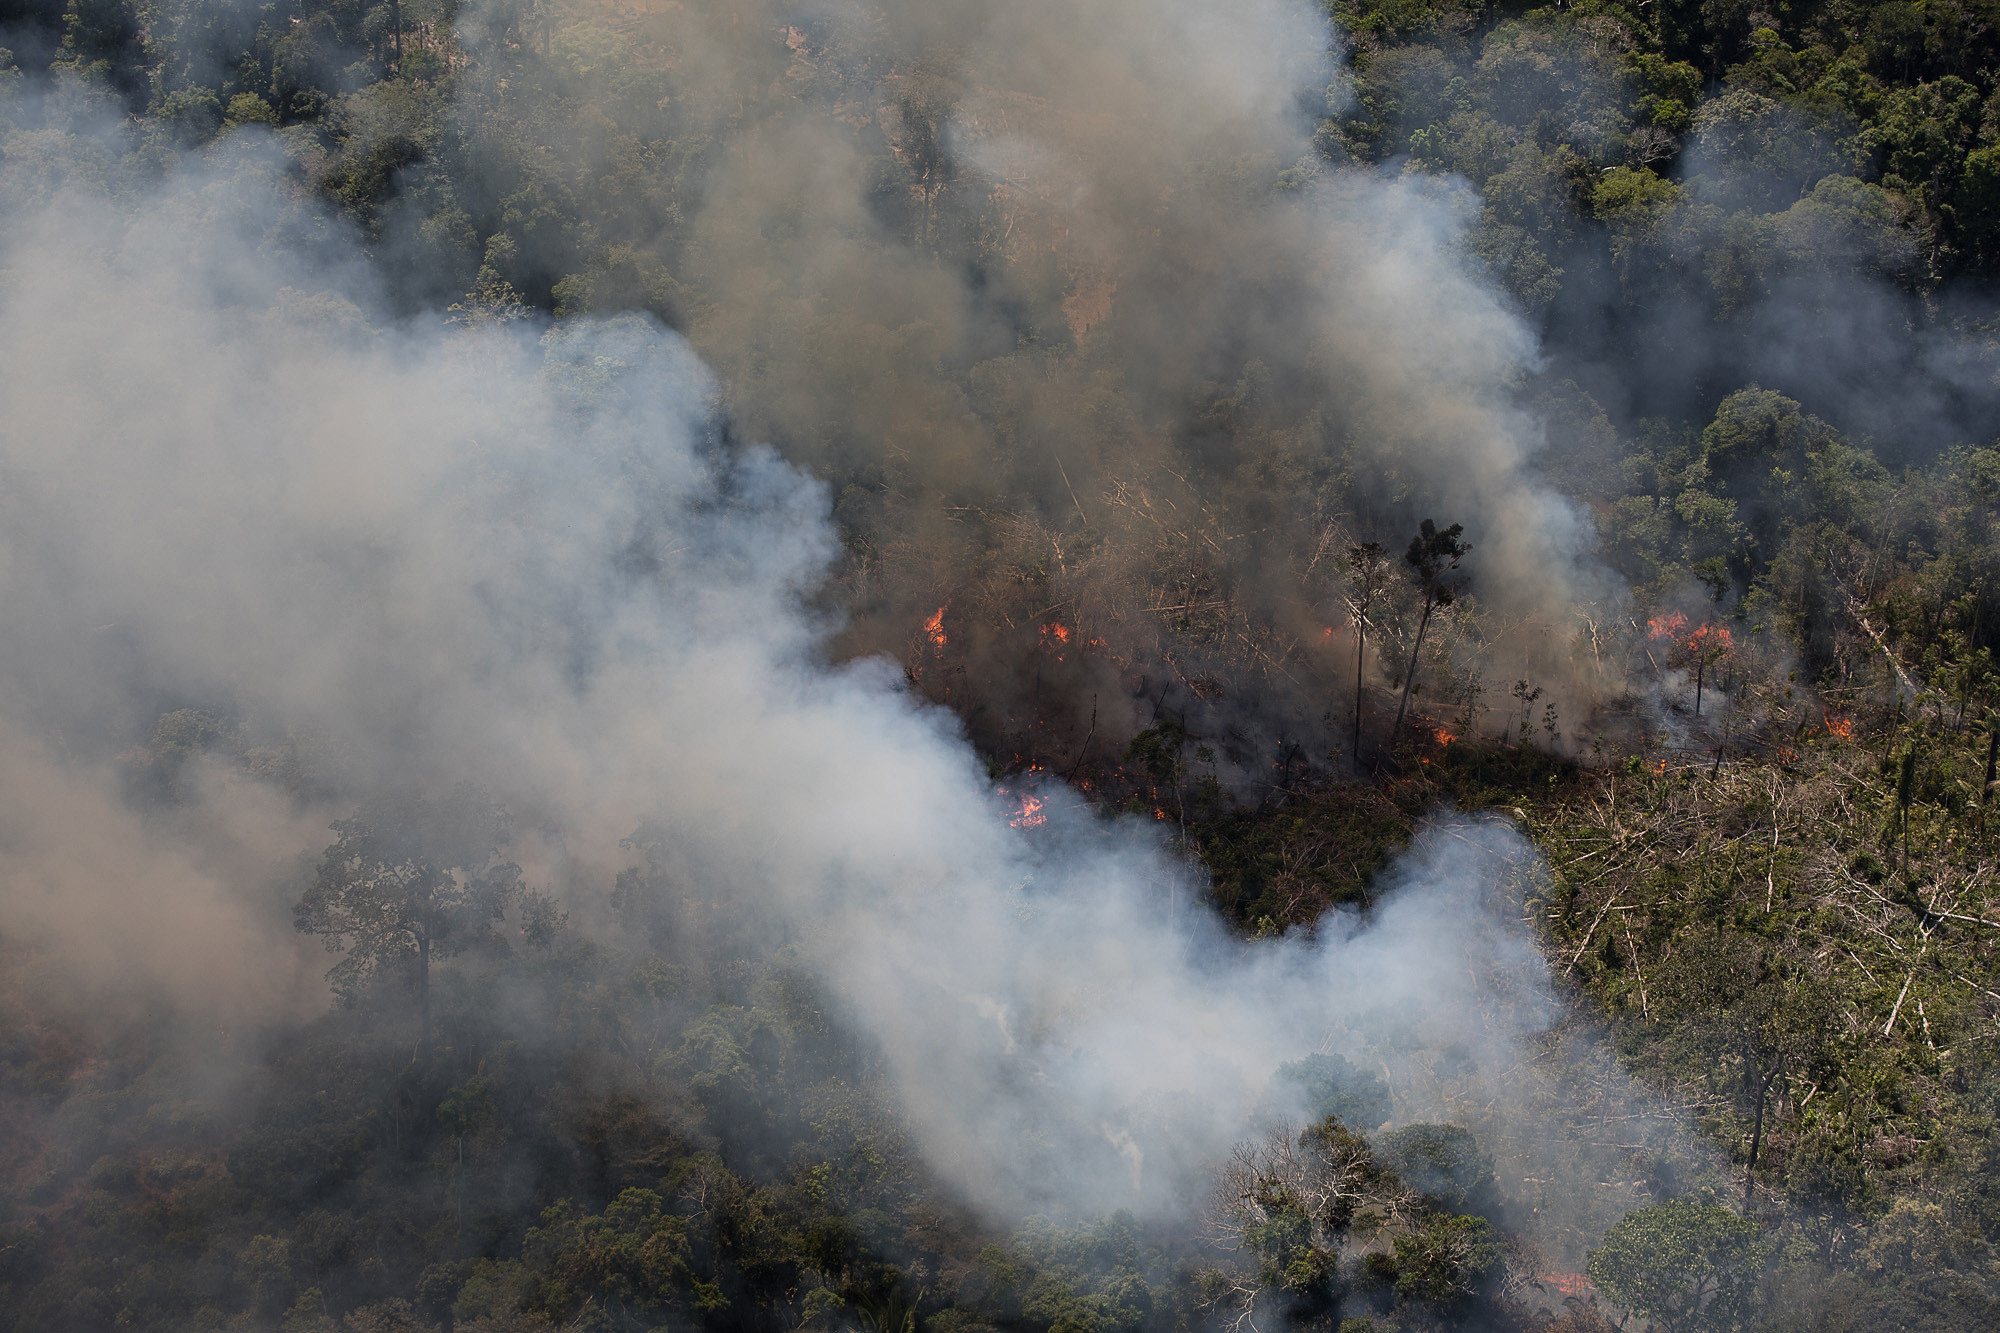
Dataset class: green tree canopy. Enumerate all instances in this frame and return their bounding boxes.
[1586,1199,1770,1331]
[294,785,519,1052]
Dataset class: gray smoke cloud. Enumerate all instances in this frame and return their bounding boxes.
[0,94,1673,1237]
[419,0,1624,761]
[1550,84,2000,462]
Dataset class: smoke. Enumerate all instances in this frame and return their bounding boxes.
[0,91,1668,1237]
[0,717,323,1028]
[1549,85,2000,463]
[414,0,1623,767]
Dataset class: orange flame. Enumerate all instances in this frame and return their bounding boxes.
[1649,611,1734,658]
[1686,622,1734,656]
[1042,622,1072,645]
[1544,1272,1593,1297]
[924,606,947,651]
[1433,727,1457,746]
[1826,714,1854,741]
[1010,794,1046,829]
[1320,626,1334,641]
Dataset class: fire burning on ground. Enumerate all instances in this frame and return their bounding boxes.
[1009,794,1046,828]
[1827,713,1854,741]
[925,606,948,651]
[997,764,1051,828]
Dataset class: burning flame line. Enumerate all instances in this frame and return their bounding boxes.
[1647,611,1735,658]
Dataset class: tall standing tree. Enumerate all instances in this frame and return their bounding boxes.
[1345,541,1390,764]
[1391,520,1471,743]
[1658,935,1838,1204]
[1982,711,1999,808]
[1897,742,1918,876]
[295,786,518,1059]
[1684,622,1735,718]
[1586,1199,1769,1332]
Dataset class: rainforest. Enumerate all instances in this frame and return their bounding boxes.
[1,0,1999,1329]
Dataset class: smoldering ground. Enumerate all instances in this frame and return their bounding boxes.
[0,88,1702,1276]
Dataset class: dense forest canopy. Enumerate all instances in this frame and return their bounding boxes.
[4,0,2000,1329]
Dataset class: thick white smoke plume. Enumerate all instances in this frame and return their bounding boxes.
[0,121,1597,1220]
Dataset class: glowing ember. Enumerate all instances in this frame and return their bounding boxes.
[1827,713,1854,741]
[1433,727,1457,746]
[1320,626,1334,641]
[924,605,947,651]
[1010,794,1046,828]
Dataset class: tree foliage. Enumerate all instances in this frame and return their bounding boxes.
[294,786,519,1047]
[1586,1199,1768,1332]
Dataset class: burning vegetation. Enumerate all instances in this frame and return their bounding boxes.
[7,0,2000,1330]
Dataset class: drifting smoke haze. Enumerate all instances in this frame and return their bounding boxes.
[414,0,1622,772]
[0,80,1693,1264]
[1550,91,2000,460]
